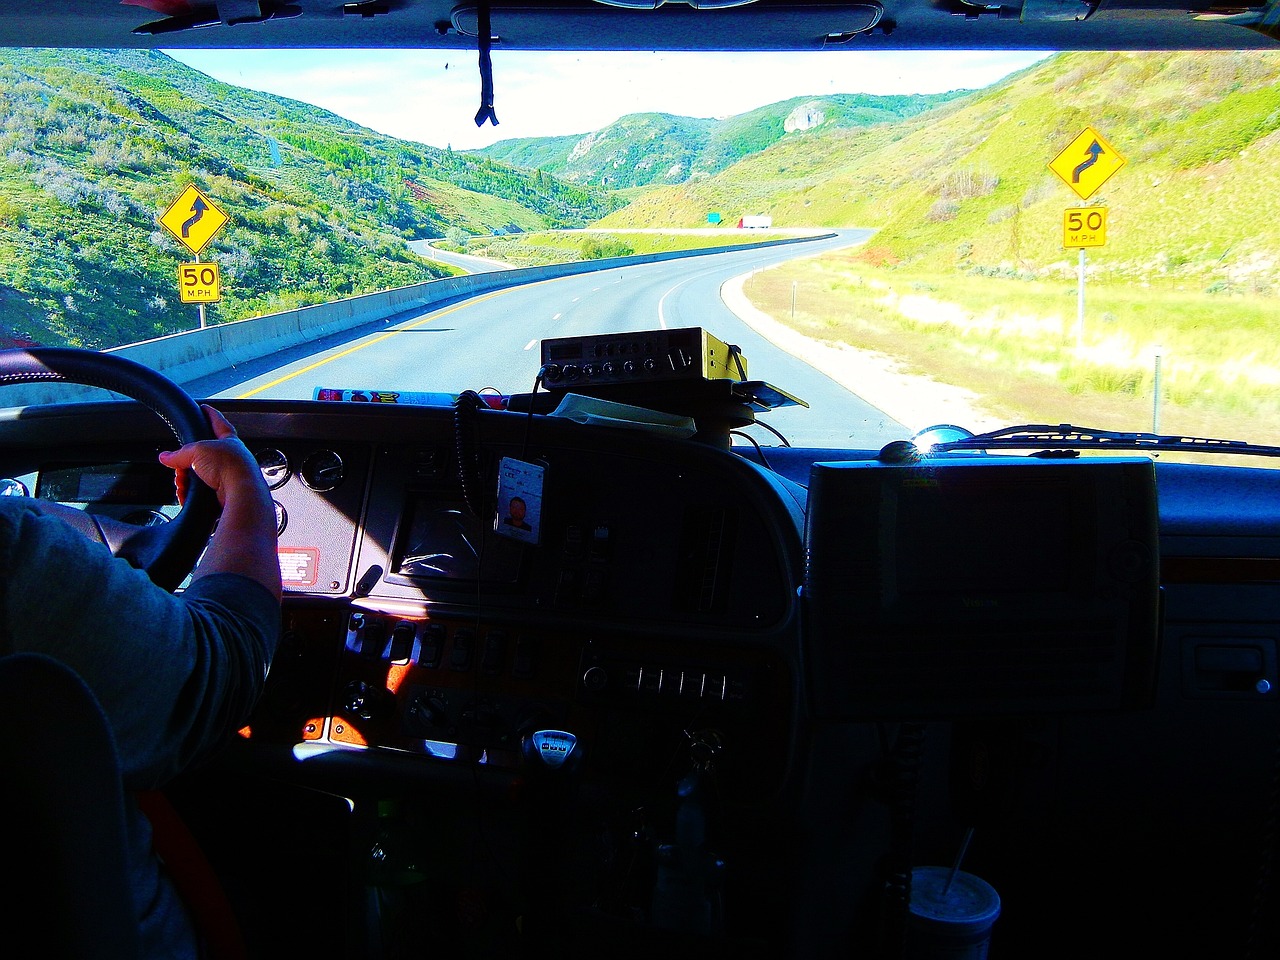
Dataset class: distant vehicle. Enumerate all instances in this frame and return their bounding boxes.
[737,215,772,229]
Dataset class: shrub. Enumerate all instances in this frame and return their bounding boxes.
[579,236,634,260]
[987,204,1019,225]
[939,169,999,201]
[926,199,959,222]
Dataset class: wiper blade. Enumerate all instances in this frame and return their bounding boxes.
[928,423,1280,458]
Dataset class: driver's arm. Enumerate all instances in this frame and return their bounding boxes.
[158,404,281,602]
[18,405,282,603]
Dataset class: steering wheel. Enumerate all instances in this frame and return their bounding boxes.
[0,347,220,592]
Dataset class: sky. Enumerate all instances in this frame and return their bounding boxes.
[165,49,1052,152]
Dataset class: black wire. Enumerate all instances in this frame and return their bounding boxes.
[750,418,792,447]
[729,429,775,473]
[452,390,485,517]
[521,371,544,461]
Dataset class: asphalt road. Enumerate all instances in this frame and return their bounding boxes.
[207,229,908,449]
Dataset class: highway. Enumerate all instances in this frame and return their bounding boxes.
[199,228,903,449]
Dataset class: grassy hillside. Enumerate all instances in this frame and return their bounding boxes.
[471,92,967,190]
[602,51,1280,286]
[698,51,1280,443]
[0,48,617,348]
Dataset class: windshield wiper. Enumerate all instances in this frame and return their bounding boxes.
[921,423,1280,458]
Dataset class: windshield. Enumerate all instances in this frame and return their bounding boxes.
[1,46,1277,455]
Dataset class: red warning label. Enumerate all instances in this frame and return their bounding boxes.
[279,547,320,587]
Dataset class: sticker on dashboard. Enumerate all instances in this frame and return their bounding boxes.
[279,546,320,586]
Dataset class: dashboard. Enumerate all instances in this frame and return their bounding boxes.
[6,396,1280,958]
[3,398,806,802]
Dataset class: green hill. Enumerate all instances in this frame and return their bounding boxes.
[599,51,1280,286]
[470,92,968,189]
[0,48,618,348]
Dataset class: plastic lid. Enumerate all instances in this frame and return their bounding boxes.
[908,866,1002,935]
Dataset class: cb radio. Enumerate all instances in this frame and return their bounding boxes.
[540,327,746,389]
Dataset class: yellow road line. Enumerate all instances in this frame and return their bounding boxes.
[234,290,507,399]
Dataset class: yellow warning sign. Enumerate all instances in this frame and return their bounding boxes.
[1049,127,1126,202]
[159,185,229,255]
[178,262,221,303]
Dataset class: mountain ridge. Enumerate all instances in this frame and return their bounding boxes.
[469,91,970,189]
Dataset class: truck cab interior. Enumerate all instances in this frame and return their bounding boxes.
[1,2,1279,959]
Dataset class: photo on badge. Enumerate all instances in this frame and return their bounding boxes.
[494,456,545,544]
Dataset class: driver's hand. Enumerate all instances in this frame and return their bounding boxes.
[158,405,264,509]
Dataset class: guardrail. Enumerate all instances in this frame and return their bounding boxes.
[0,232,835,407]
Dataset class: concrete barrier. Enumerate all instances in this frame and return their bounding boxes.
[0,232,834,408]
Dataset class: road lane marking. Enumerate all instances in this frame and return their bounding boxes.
[234,289,507,399]
[523,339,537,351]
[657,275,697,330]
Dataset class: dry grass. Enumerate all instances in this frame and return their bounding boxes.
[743,259,1280,449]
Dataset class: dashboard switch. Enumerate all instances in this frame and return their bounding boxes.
[451,629,475,671]
[420,623,446,668]
[680,671,705,699]
[389,622,415,662]
[640,666,664,695]
[360,619,386,658]
[482,631,507,675]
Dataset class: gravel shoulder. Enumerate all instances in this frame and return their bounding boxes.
[720,272,1006,436]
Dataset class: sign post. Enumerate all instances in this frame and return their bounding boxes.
[1049,128,1125,348]
[159,184,229,328]
[1061,206,1109,347]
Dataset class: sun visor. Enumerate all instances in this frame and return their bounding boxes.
[448,2,886,49]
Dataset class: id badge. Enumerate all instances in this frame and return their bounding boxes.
[494,457,545,544]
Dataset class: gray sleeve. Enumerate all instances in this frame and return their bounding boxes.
[2,503,280,788]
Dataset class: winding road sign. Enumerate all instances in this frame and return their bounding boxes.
[1049,127,1126,202]
[160,184,228,255]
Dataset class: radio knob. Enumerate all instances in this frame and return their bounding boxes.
[563,364,581,381]
[643,358,656,372]
[582,665,609,691]
[342,680,381,720]
[622,360,636,375]
[406,692,449,735]
[602,361,616,376]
